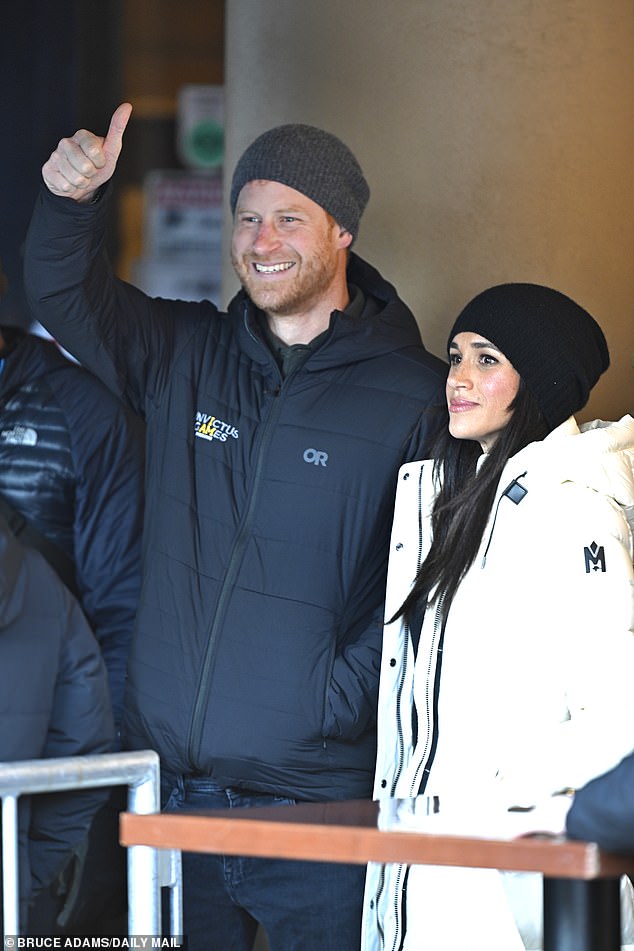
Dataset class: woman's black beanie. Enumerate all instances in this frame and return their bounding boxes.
[448,283,610,430]
[229,124,370,241]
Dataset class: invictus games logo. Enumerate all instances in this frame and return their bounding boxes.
[194,410,239,443]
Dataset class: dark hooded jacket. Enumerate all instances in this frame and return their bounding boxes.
[0,328,145,730]
[24,185,447,800]
[0,515,114,925]
[567,751,634,852]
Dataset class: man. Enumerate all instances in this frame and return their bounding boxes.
[0,322,144,734]
[24,104,446,950]
[0,261,144,934]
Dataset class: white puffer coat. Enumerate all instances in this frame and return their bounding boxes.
[362,415,634,951]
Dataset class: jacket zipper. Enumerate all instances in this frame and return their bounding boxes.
[390,463,430,795]
[481,470,528,567]
[186,315,287,767]
[379,598,444,951]
[409,594,444,797]
[383,464,435,951]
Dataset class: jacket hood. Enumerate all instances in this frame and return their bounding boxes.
[510,414,634,535]
[229,252,429,369]
[0,328,71,397]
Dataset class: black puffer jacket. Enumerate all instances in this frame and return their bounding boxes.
[0,328,145,729]
[0,515,114,923]
[25,186,447,800]
[567,751,634,852]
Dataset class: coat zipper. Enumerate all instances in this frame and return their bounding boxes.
[186,315,287,767]
[408,594,445,797]
[382,464,437,951]
[390,463,431,796]
[481,470,528,567]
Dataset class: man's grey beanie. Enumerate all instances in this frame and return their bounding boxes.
[229,123,370,240]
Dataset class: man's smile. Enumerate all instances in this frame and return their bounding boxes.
[253,261,296,274]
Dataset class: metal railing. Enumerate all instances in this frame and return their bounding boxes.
[0,750,182,938]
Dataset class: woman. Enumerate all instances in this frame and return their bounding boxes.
[362,283,634,950]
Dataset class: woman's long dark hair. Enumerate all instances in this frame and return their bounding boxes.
[395,379,549,628]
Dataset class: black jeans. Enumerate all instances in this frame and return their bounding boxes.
[161,774,366,951]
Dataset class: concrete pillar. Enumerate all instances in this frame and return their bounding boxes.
[223,0,633,421]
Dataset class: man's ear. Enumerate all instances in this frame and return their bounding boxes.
[337,228,354,250]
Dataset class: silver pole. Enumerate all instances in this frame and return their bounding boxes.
[169,848,183,937]
[1,795,19,936]
[128,759,161,935]
[0,750,161,940]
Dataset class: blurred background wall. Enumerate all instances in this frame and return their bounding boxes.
[224,0,633,422]
[1,0,631,418]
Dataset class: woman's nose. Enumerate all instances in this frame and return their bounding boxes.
[448,363,472,389]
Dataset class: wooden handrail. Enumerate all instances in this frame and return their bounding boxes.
[120,798,634,880]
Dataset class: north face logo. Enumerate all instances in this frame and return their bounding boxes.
[584,542,606,573]
[0,425,37,446]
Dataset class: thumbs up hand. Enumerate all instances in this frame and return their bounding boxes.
[42,102,133,202]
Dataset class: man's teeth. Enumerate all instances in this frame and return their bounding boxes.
[254,262,294,273]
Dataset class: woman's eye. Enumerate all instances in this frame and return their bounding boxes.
[449,353,461,365]
[480,354,498,366]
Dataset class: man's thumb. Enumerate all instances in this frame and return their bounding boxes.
[103,102,133,159]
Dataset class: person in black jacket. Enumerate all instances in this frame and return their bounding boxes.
[566,751,634,852]
[25,104,447,951]
[0,513,114,932]
[0,312,145,934]
[0,321,144,733]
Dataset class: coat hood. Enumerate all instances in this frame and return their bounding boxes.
[229,252,430,370]
[0,327,71,398]
[508,415,634,537]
